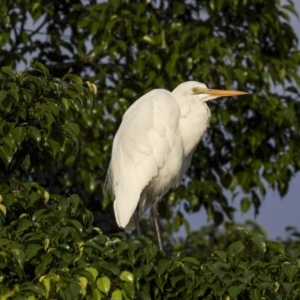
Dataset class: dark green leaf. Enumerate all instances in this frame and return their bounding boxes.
[228,241,245,255]
[250,289,262,300]
[10,247,25,270]
[0,91,7,103]
[267,242,286,256]
[214,251,227,262]
[251,236,266,254]
[25,244,43,261]
[28,126,41,143]
[157,259,171,276]
[240,198,251,213]
[0,145,13,165]
[64,74,83,84]
[33,61,49,77]
[22,285,44,295]
[1,66,15,79]
[284,264,298,282]
[12,127,26,146]
[66,122,80,135]
[181,257,200,266]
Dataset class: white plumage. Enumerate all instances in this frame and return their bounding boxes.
[106,81,246,233]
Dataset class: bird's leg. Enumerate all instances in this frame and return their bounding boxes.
[152,198,163,251]
[134,206,141,237]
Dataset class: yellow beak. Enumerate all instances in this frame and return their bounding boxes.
[207,89,247,97]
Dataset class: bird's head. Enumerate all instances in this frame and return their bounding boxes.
[172,81,247,103]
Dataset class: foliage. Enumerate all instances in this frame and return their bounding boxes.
[0,0,300,298]
[0,0,299,225]
[0,61,95,172]
[0,180,300,299]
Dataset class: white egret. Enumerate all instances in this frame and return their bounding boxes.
[106,81,246,250]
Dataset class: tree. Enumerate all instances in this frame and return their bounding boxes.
[0,0,300,298]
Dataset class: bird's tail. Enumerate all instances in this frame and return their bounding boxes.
[113,186,141,230]
[123,192,153,231]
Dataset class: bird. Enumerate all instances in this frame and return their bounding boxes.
[106,81,246,250]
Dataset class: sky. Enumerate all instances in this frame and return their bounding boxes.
[182,1,300,240]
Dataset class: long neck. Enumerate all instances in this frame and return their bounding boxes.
[178,99,211,156]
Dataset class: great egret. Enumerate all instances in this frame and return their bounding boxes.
[106,81,246,250]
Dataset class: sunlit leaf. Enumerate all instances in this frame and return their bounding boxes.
[97,276,111,295]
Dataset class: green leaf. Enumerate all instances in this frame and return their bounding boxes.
[8,89,19,102]
[66,122,80,135]
[123,88,137,99]
[40,276,51,298]
[0,145,13,165]
[0,238,11,247]
[69,219,83,233]
[12,127,26,146]
[28,126,41,143]
[61,97,70,112]
[4,193,16,207]
[282,282,299,294]
[111,289,122,300]
[0,90,7,104]
[22,285,44,295]
[142,35,156,45]
[45,112,55,128]
[83,241,103,252]
[3,135,15,149]
[267,242,286,256]
[251,236,266,254]
[65,88,79,101]
[10,247,25,270]
[33,61,49,77]
[143,244,157,261]
[127,239,140,253]
[157,259,171,276]
[150,54,162,70]
[100,262,120,275]
[70,194,80,210]
[25,244,42,261]
[143,263,153,277]
[64,74,83,84]
[1,66,15,80]
[229,285,239,298]
[237,171,251,187]
[207,263,219,275]
[240,198,251,213]
[49,139,60,156]
[97,276,111,295]
[214,251,227,262]
[0,204,6,216]
[284,263,298,282]
[250,289,262,300]
[16,219,33,232]
[120,271,134,283]
[46,101,59,117]
[165,52,179,75]
[181,257,200,266]
[86,267,98,281]
[170,275,184,287]
[71,83,85,96]
[228,241,245,255]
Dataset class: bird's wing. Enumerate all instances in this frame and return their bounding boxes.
[108,89,180,229]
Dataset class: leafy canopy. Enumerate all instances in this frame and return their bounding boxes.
[0,0,300,299]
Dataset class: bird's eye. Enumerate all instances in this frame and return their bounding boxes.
[192,88,198,93]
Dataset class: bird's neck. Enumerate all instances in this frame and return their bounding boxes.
[179,100,211,156]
